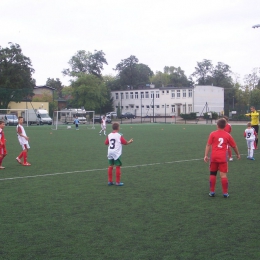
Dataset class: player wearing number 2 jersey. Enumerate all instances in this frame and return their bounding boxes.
[204,118,240,198]
[105,122,133,186]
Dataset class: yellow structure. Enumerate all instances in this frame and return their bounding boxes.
[8,102,49,116]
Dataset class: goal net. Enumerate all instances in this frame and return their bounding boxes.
[52,110,95,130]
[0,109,29,127]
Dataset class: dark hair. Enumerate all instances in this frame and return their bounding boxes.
[112,122,119,130]
[217,118,226,129]
[18,116,23,119]
[0,120,5,125]
[223,116,229,121]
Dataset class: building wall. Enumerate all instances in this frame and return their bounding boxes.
[111,85,224,116]
[7,102,50,116]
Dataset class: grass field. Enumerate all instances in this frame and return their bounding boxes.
[0,122,259,260]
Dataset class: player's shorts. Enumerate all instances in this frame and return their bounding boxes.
[210,162,228,173]
[101,125,106,130]
[21,143,30,150]
[246,139,255,150]
[108,156,122,166]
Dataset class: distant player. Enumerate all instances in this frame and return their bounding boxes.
[0,120,7,169]
[244,122,257,160]
[99,116,106,136]
[16,116,31,166]
[204,118,240,198]
[245,106,259,149]
[105,122,133,186]
[74,116,80,130]
[223,116,233,161]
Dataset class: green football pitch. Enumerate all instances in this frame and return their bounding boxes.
[0,123,259,260]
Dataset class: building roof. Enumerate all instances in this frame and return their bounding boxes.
[34,86,55,91]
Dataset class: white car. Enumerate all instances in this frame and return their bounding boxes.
[106,112,117,118]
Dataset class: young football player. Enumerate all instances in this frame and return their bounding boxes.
[99,116,107,136]
[16,116,31,166]
[204,118,240,198]
[244,122,258,160]
[105,122,133,186]
[0,121,7,169]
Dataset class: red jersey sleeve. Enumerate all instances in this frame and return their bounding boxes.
[120,136,128,145]
[228,135,236,148]
[17,126,22,134]
[104,137,109,145]
[243,131,246,137]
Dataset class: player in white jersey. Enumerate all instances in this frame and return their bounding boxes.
[99,116,106,135]
[105,122,133,186]
[244,122,258,160]
[16,116,31,166]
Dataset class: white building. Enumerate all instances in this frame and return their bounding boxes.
[111,85,224,117]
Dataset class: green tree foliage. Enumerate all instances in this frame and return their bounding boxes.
[114,55,153,89]
[0,43,35,109]
[46,78,64,98]
[62,50,107,78]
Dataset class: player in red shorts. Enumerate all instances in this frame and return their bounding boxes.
[204,118,240,198]
[0,120,7,169]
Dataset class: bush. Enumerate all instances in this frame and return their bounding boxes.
[180,112,197,120]
[203,111,218,120]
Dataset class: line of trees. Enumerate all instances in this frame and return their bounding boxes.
[1,42,260,116]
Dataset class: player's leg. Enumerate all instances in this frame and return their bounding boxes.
[209,162,218,196]
[107,159,114,185]
[250,140,255,160]
[253,125,259,148]
[103,126,106,136]
[0,148,4,169]
[22,144,31,166]
[115,157,123,186]
[99,125,103,135]
[246,140,251,158]
[219,163,229,198]
[228,146,233,161]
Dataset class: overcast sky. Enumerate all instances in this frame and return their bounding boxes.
[1,0,260,86]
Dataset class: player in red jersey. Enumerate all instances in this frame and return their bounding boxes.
[0,120,7,169]
[204,118,240,198]
[223,116,233,161]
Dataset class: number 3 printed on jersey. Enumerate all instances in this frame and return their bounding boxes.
[110,138,116,149]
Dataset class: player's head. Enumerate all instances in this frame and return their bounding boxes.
[18,116,24,124]
[112,122,120,131]
[217,118,226,129]
[103,116,105,119]
[223,116,229,122]
[250,106,256,112]
[247,122,252,127]
[0,120,5,128]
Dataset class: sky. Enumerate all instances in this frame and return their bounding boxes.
[1,0,260,86]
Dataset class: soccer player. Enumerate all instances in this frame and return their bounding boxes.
[245,106,259,149]
[74,116,80,130]
[16,116,31,166]
[99,116,106,136]
[105,122,133,186]
[244,122,258,160]
[0,120,7,169]
[204,118,240,198]
[223,116,233,161]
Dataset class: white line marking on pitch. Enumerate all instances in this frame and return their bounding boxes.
[0,158,203,181]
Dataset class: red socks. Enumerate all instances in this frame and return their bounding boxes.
[209,175,216,193]
[221,178,228,194]
[23,151,27,163]
[116,166,121,183]
[108,166,113,182]
[18,152,23,159]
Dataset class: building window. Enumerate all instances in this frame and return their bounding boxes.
[115,93,119,100]
[171,105,175,112]
[166,90,169,94]
[162,105,164,108]
[125,92,129,99]
[125,106,129,109]
[141,92,144,98]
[142,105,144,108]
[136,106,139,109]
[171,90,175,98]
[188,89,192,97]
[145,91,149,98]
[130,92,133,99]
[188,104,192,112]
[183,90,186,98]
[135,92,138,99]
[151,91,154,98]
[162,90,165,94]
[146,105,149,108]
[130,105,134,108]
[166,105,169,108]
[156,105,159,108]
[156,91,159,98]
[120,93,124,99]
[177,90,180,98]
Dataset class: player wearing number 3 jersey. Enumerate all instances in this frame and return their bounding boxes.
[204,118,240,198]
[105,122,133,186]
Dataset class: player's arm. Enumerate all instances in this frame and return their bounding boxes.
[121,136,133,145]
[245,113,251,116]
[104,137,109,145]
[17,127,29,141]
[204,143,211,162]
[229,136,240,159]
[232,146,240,159]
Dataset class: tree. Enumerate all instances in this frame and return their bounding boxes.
[192,59,213,85]
[0,43,35,109]
[62,50,107,78]
[46,78,64,98]
[114,55,153,89]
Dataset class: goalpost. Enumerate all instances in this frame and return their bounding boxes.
[0,109,29,127]
[52,110,95,130]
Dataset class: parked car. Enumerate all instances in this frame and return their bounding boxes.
[106,112,117,118]
[119,112,136,119]
[0,114,19,126]
[94,116,112,124]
